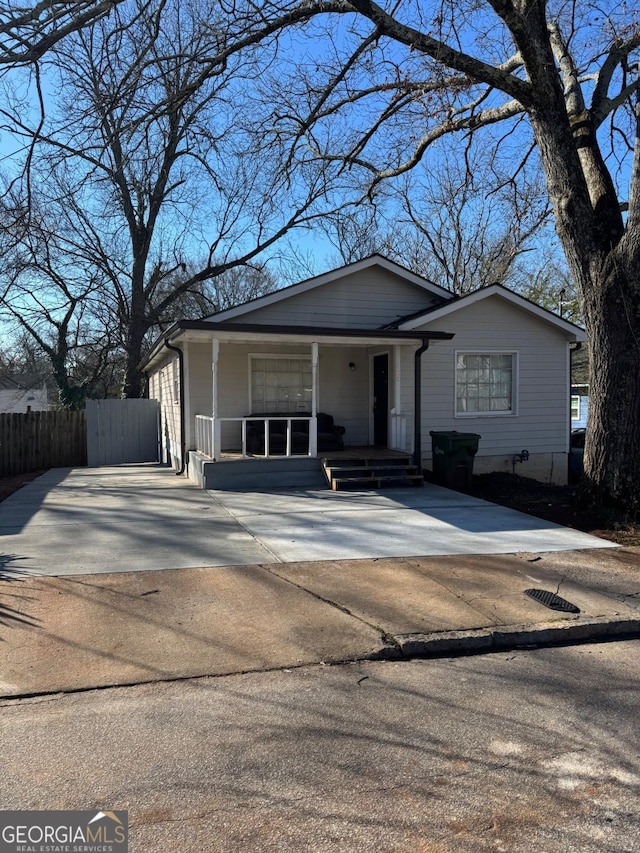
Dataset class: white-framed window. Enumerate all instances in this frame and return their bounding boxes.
[172,359,180,404]
[455,351,517,416]
[249,354,313,413]
[571,395,580,421]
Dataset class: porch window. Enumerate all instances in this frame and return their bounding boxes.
[250,355,313,412]
[456,352,517,416]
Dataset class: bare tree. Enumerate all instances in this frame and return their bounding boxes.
[399,148,550,293]
[3,0,638,507]
[320,142,550,294]
[252,0,640,509]
[0,193,120,406]
[152,264,278,326]
[1,0,342,399]
[0,1,125,67]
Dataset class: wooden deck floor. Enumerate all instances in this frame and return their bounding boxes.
[217,446,412,462]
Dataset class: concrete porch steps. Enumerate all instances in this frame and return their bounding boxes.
[322,456,424,491]
[188,449,423,492]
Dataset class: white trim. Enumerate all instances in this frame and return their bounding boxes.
[211,339,220,460]
[310,342,318,456]
[571,395,581,420]
[390,345,406,451]
[567,344,573,451]
[248,352,313,414]
[204,255,452,322]
[172,359,180,404]
[454,350,519,418]
[393,344,402,413]
[183,341,192,450]
[399,284,587,341]
[311,342,318,417]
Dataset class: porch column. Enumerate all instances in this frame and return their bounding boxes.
[390,345,403,449]
[183,341,192,451]
[309,342,318,456]
[413,339,429,469]
[211,339,220,461]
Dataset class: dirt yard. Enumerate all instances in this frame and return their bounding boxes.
[0,471,46,504]
[467,472,640,547]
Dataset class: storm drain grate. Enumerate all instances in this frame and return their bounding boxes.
[524,588,580,613]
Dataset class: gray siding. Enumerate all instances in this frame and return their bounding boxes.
[185,341,213,448]
[225,268,443,328]
[411,295,570,458]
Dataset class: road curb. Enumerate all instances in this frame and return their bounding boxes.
[396,616,640,657]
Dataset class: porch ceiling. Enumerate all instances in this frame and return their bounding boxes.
[181,329,434,346]
[143,321,454,369]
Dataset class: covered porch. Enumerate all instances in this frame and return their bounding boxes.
[147,321,453,480]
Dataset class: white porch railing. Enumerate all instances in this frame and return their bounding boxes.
[195,415,316,460]
[195,415,215,459]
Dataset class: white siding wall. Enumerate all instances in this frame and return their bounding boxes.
[407,296,570,482]
[186,341,371,448]
[186,342,214,448]
[400,346,416,452]
[230,268,443,328]
[0,386,48,413]
[317,347,369,445]
[148,353,182,469]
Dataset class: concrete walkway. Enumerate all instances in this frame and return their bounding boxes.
[210,484,617,562]
[0,465,638,699]
[0,465,616,578]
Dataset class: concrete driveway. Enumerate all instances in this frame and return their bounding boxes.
[0,464,615,577]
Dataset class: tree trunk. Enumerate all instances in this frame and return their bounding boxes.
[122,284,147,398]
[580,244,640,510]
[122,262,148,399]
[526,82,638,509]
[122,324,145,399]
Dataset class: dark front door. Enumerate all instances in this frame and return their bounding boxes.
[373,353,389,447]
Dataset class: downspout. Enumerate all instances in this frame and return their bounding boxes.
[164,339,186,475]
[413,339,430,470]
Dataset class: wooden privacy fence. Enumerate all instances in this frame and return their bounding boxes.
[0,410,87,476]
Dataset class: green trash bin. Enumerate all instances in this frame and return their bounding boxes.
[430,431,481,490]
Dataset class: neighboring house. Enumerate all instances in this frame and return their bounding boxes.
[142,255,586,487]
[0,376,49,413]
[570,384,589,429]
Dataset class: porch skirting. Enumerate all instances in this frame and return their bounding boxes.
[187,446,413,490]
[187,451,326,491]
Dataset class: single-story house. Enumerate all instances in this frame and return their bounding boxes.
[142,255,586,489]
[0,376,49,413]
[571,384,589,429]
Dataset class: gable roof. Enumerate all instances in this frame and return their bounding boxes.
[0,374,46,391]
[204,254,453,323]
[395,283,587,341]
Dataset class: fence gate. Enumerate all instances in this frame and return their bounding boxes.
[86,399,160,467]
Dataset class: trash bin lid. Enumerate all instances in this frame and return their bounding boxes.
[429,430,481,438]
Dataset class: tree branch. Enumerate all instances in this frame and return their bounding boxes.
[346,0,533,105]
[591,31,640,127]
[0,1,125,67]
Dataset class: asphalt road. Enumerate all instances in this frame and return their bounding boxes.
[1,640,638,852]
